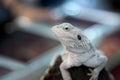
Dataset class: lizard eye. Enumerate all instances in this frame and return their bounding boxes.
[77,35,81,40]
[63,26,71,31]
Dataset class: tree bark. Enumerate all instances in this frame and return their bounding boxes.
[41,55,113,80]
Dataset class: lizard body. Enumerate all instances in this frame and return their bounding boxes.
[51,23,108,80]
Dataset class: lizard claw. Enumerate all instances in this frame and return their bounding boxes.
[87,69,93,76]
[87,69,98,80]
[89,75,98,80]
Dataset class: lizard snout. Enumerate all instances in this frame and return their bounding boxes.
[51,26,56,32]
[51,26,59,35]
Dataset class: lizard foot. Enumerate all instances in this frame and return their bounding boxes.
[87,69,98,80]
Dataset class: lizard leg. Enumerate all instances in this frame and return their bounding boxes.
[88,55,108,80]
[60,60,77,80]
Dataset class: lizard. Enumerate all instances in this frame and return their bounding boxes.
[51,23,108,80]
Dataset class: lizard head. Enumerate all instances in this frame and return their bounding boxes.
[51,23,91,53]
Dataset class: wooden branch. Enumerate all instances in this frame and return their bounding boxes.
[41,55,113,80]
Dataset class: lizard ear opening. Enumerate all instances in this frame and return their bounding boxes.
[77,35,81,40]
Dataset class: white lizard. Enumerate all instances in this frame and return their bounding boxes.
[51,23,108,80]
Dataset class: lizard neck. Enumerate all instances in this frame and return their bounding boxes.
[70,48,94,54]
[59,37,96,54]
[66,44,95,54]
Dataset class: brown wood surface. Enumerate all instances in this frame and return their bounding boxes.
[41,55,113,80]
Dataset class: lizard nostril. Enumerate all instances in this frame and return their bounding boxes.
[57,25,60,28]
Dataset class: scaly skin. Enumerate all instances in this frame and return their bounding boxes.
[51,23,108,80]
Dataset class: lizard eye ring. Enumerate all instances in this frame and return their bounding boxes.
[63,26,71,31]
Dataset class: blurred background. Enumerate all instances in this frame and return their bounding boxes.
[0,0,120,80]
